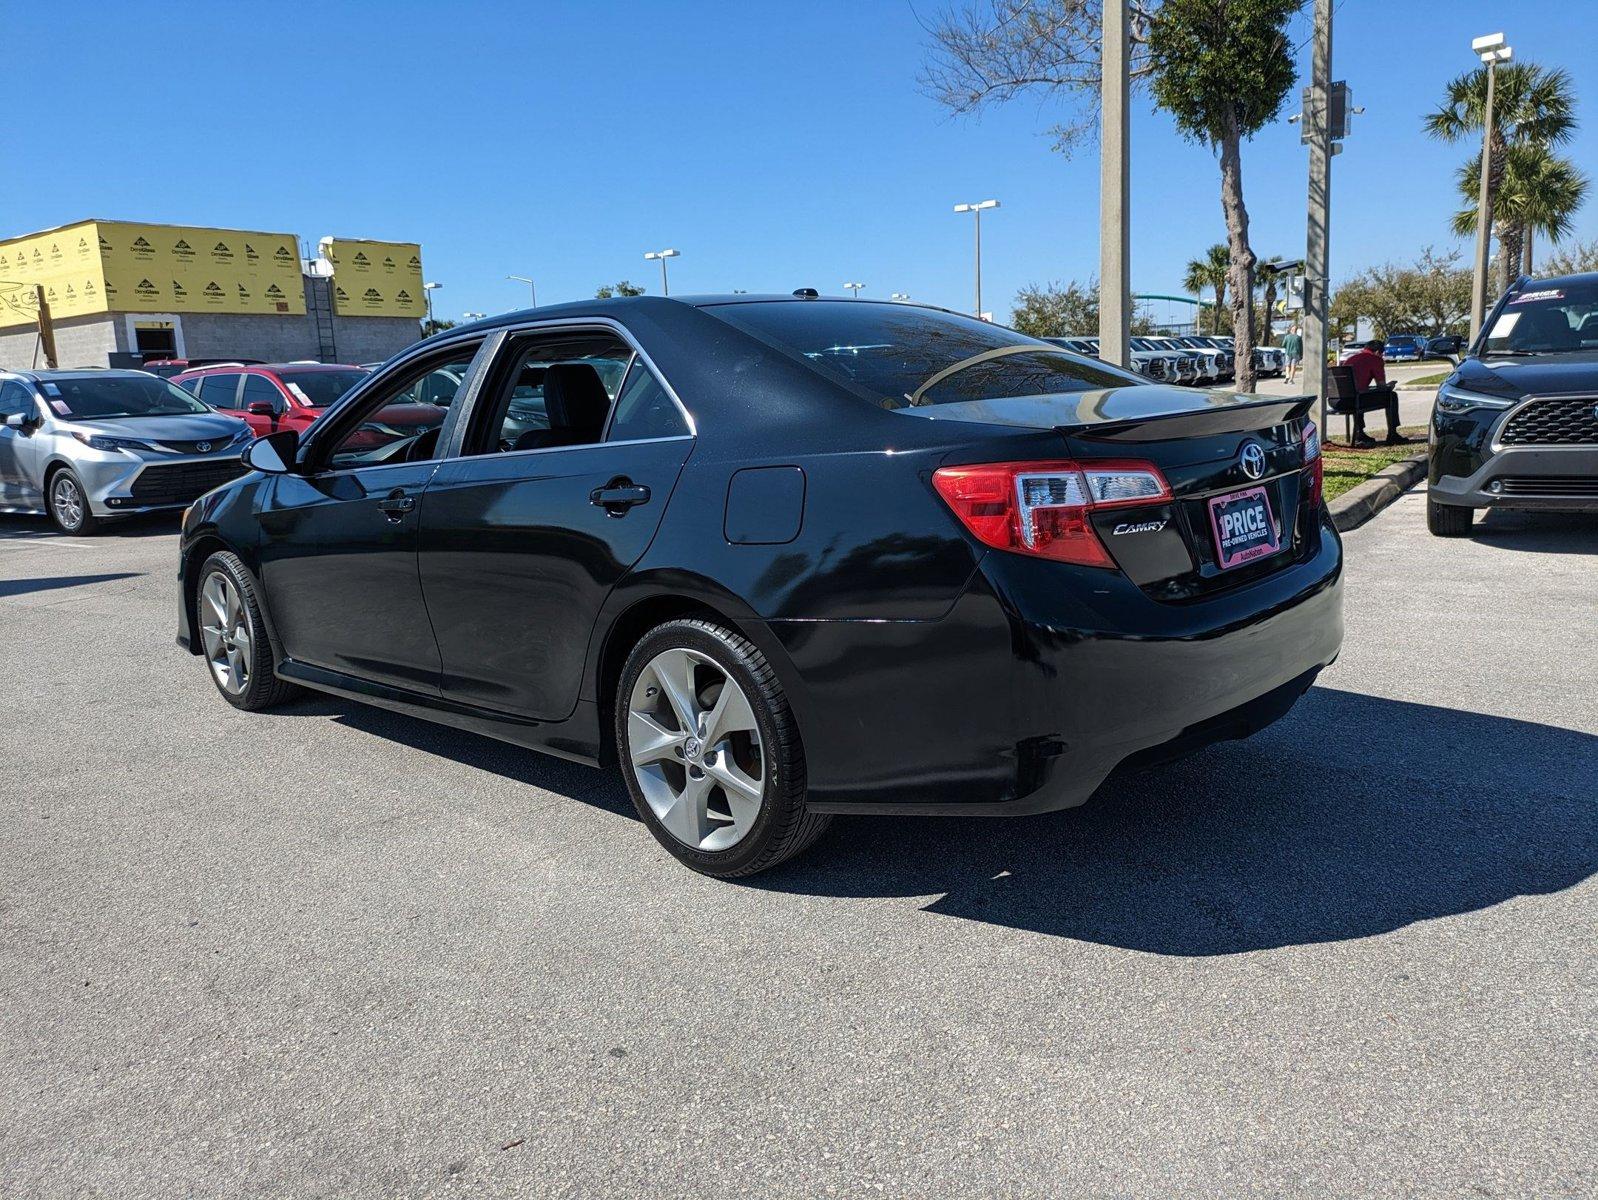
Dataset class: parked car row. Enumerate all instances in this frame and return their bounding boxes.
[1047,334,1285,386]
[1382,333,1465,361]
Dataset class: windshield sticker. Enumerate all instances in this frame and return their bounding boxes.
[1487,312,1522,339]
[50,399,71,415]
[41,382,61,395]
[1510,289,1564,304]
[286,382,310,404]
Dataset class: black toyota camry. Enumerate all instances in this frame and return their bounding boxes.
[177,296,1343,877]
[1428,271,1598,535]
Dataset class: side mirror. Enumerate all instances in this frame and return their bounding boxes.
[4,411,31,431]
[242,428,298,475]
[245,400,279,417]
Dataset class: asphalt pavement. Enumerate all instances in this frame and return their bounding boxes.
[1,488,1593,1198]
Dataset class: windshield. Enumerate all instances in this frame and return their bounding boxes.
[277,369,368,408]
[40,374,210,420]
[707,301,1138,407]
[1482,284,1598,355]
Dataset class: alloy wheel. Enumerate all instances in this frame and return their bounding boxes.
[199,572,253,695]
[626,647,765,852]
[51,475,84,531]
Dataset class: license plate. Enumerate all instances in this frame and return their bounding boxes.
[1207,485,1280,570]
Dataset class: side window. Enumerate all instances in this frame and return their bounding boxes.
[240,374,283,413]
[0,381,33,419]
[201,373,242,408]
[608,359,689,441]
[467,331,631,456]
[325,343,483,468]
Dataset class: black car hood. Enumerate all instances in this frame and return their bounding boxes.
[1453,351,1598,400]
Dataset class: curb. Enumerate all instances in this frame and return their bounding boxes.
[1327,451,1428,532]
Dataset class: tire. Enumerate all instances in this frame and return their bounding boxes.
[1427,495,1474,537]
[195,551,300,711]
[47,468,99,535]
[614,618,830,878]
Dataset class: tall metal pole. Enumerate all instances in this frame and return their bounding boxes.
[1469,58,1499,340]
[973,206,983,317]
[658,256,670,297]
[1303,0,1332,431]
[1098,0,1131,368]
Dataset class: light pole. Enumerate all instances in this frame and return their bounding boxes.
[644,249,680,296]
[463,311,486,321]
[953,199,999,318]
[1099,0,1131,368]
[423,281,441,330]
[891,292,911,301]
[507,275,538,307]
[844,281,865,297]
[1469,33,1513,340]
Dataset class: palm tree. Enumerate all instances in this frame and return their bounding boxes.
[1425,62,1579,289]
[1453,144,1589,278]
[1182,244,1229,334]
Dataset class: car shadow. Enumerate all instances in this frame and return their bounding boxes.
[1469,507,1598,552]
[0,571,142,598]
[263,685,1595,957]
[0,512,182,539]
[750,686,1598,955]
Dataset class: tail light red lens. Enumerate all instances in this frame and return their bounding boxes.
[932,459,1171,568]
[1300,419,1323,507]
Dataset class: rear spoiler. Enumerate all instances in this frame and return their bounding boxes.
[1058,393,1316,443]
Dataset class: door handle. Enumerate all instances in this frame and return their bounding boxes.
[589,480,651,515]
[377,489,416,520]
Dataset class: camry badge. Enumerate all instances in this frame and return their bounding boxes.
[196,441,211,453]
[1239,441,1266,480]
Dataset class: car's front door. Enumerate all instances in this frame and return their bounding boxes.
[0,382,42,509]
[419,328,694,720]
[255,340,486,693]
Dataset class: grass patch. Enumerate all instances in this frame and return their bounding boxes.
[1399,371,1450,390]
[1321,429,1426,501]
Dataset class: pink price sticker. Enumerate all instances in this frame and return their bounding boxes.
[49,399,71,416]
[1510,289,1564,304]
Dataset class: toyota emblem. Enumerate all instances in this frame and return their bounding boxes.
[1239,441,1266,480]
[196,441,212,453]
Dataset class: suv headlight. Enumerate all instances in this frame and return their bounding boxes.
[71,432,153,453]
[1436,383,1516,414]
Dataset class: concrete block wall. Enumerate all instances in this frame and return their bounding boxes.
[0,315,120,371]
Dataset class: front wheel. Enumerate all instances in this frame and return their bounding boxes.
[615,618,829,878]
[1427,495,1474,537]
[48,469,99,535]
[196,551,300,711]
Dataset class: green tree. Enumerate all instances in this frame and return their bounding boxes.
[1330,247,1472,339]
[1540,237,1598,276]
[1425,62,1579,289]
[1452,143,1589,277]
[420,317,457,337]
[1182,244,1230,334]
[921,0,1299,390]
[1147,0,1299,391]
[1011,279,1100,338]
[595,280,645,299]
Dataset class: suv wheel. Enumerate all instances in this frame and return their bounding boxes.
[196,551,300,711]
[1427,495,1474,537]
[615,619,829,878]
[48,469,99,535]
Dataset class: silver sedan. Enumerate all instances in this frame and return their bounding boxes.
[0,369,254,534]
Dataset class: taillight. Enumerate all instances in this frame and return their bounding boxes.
[932,459,1171,568]
[1300,420,1323,507]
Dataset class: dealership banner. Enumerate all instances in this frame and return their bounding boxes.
[321,237,426,319]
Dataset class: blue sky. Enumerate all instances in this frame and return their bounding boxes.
[10,0,1597,323]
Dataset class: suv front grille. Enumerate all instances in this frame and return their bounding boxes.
[1500,397,1598,445]
[1495,476,1598,498]
[129,459,246,505]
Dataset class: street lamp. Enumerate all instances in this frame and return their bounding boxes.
[422,281,442,329]
[953,199,1000,318]
[643,249,680,296]
[844,281,865,297]
[507,275,538,307]
[1469,32,1513,340]
[891,292,911,301]
[463,311,486,321]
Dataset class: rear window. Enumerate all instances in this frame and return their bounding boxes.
[706,300,1138,408]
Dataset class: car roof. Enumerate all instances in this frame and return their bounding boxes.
[0,367,155,383]
[1519,270,1598,291]
[175,362,365,375]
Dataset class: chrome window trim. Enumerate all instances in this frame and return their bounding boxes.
[1489,391,1598,453]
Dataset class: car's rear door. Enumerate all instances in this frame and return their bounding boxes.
[418,325,694,721]
[0,381,42,509]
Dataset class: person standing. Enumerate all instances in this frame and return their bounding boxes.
[1281,324,1304,385]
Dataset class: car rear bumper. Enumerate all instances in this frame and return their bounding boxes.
[782,516,1344,815]
[1430,444,1598,510]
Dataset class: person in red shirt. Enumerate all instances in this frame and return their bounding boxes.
[1339,340,1410,447]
